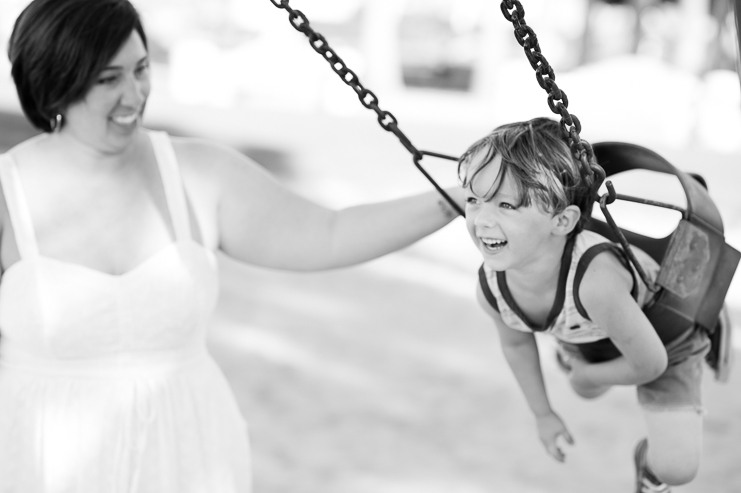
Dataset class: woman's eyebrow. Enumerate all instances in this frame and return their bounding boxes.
[102,56,149,71]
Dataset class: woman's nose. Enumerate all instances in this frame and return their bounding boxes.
[121,75,148,107]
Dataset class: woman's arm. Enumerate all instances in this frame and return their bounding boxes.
[181,139,463,271]
[576,252,668,387]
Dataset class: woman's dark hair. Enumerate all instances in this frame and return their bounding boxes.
[7,0,148,132]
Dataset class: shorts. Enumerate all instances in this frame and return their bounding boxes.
[636,325,710,413]
[558,325,710,413]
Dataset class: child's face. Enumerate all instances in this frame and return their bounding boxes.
[464,152,559,272]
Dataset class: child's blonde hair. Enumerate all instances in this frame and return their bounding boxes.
[458,117,594,236]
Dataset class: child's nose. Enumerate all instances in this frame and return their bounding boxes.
[474,203,498,227]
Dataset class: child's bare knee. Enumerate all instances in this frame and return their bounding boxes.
[571,382,608,399]
[573,387,600,399]
[643,409,703,486]
[651,458,699,486]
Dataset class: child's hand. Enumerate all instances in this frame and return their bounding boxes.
[535,411,574,462]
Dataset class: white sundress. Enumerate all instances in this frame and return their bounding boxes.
[0,131,251,493]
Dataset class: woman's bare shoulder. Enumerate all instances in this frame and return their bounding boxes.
[168,135,279,196]
[0,134,48,235]
[164,134,281,251]
[169,136,265,179]
[5,133,50,159]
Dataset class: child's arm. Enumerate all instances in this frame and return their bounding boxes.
[574,252,669,388]
[477,284,574,462]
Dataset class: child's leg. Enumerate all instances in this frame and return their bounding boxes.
[636,326,710,487]
[570,378,610,399]
[642,409,702,485]
[556,344,610,399]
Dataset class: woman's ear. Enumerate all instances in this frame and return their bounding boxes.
[552,205,581,236]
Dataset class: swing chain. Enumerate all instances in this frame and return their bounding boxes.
[268,0,422,160]
[500,1,663,289]
[268,0,466,217]
[499,0,610,204]
[600,190,659,291]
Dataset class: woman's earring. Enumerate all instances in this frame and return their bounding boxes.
[50,114,62,133]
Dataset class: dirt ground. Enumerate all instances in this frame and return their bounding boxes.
[209,246,741,493]
[1,107,740,492]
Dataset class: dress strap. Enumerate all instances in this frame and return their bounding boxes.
[0,154,39,258]
[148,131,192,242]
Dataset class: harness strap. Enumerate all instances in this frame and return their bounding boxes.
[572,242,639,320]
[478,264,499,313]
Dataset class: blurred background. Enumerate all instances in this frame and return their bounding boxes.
[1,0,740,491]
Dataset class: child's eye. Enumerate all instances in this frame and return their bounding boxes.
[465,196,479,205]
[499,202,516,210]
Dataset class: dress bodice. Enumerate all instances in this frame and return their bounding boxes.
[0,131,218,368]
[0,131,250,493]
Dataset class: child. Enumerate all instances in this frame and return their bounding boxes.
[461,117,711,493]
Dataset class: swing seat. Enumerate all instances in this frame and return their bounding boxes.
[586,142,740,381]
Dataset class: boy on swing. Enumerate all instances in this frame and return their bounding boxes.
[462,117,711,492]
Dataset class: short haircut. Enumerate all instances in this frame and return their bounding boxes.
[458,117,594,235]
[7,0,148,132]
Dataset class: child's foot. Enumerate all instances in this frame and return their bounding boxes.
[634,438,672,493]
[705,305,733,382]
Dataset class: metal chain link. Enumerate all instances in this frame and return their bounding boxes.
[267,0,655,238]
[267,0,659,289]
[500,1,661,289]
[500,0,608,202]
[268,0,465,216]
[269,0,420,158]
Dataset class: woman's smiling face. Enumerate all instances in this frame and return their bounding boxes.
[465,152,559,273]
[62,30,150,154]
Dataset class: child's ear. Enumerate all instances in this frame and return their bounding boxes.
[552,205,581,236]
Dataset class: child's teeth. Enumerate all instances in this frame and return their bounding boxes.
[483,238,506,247]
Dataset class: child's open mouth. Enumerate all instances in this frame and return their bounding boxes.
[481,238,507,252]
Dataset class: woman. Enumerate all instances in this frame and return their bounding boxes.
[0,0,464,491]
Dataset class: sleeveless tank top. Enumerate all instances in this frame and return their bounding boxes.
[478,230,660,347]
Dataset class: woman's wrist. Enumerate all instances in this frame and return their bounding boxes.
[437,196,458,221]
[438,187,464,220]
